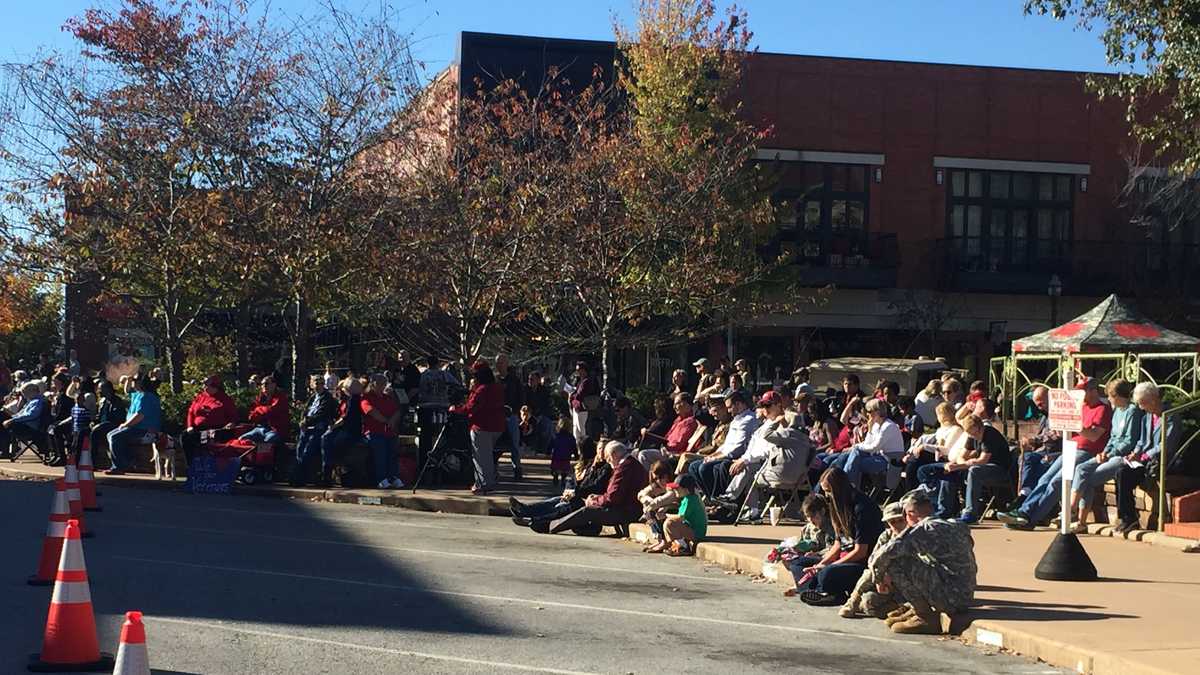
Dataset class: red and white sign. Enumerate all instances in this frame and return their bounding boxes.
[1048,388,1085,432]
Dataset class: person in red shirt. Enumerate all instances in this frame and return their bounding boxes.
[239,375,289,446]
[451,361,506,494]
[548,441,649,535]
[361,373,403,489]
[635,393,699,469]
[181,375,239,464]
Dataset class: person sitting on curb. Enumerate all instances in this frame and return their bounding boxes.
[875,490,978,635]
[547,441,648,536]
[784,467,884,606]
[840,500,909,619]
[510,439,608,531]
[660,474,707,556]
[640,460,680,553]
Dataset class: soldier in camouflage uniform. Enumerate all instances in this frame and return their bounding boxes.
[872,492,977,634]
[840,501,908,618]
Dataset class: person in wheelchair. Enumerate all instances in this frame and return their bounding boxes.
[1,381,51,460]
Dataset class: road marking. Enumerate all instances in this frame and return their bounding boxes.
[104,519,713,582]
[149,616,601,675]
[114,555,913,646]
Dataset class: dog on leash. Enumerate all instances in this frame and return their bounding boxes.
[152,434,178,481]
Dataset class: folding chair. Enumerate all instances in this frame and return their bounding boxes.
[734,465,810,526]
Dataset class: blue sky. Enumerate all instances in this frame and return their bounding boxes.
[2,1,1113,78]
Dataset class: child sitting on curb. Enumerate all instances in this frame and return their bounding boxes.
[661,474,707,557]
[767,493,836,568]
[641,460,680,553]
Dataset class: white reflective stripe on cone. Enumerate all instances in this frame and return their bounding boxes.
[65,465,78,480]
[46,521,68,537]
[52,494,69,514]
[113,642,150,675]
[51,580,92,604]
[67,488,81,501]
[59,540,87,572]
[79,469,94,479]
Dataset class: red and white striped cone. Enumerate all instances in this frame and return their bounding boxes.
[112,611,151,675]
[28,480,70,586]
[27,519,114,672]
[77,439,101,512]
[62,464,91,538]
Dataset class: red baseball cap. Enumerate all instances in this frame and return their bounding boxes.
[757,390,782,407]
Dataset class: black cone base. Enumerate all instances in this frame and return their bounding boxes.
[1034,533,1098,581]
[28,652,114,672]
[26,575,50,587]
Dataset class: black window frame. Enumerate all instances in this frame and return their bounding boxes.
[773,162,871,266]
[945,168,1074,273]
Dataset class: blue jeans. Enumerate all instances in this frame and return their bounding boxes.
[1020,450,1059,493]
[917,462,948,489]
[294,425,329,476]
[962,463,1013,517]
[239,427,281,445]
[689,457,732,498]
[1019,450,1090,523]
[505,414,523,468]
[321,428,361,465]
[785,555,868,599]
[840,449,891,487]
[365,433,397,483]
[107,426,147,471]
[1074,455,1124,509]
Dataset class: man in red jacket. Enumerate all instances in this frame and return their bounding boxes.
[181,375,239,464]
[239,375,290,446]
[549,441,648,535]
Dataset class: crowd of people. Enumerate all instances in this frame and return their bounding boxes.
[5,348,1186,634]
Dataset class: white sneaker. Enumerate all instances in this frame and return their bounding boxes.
[377,479,392,489]
[389,478,405,489]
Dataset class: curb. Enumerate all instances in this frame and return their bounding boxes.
[0,464,514,518]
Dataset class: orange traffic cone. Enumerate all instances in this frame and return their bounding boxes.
[28,480,70,586]
[78,439,101,512]
[27,519,114,672]
[62,463,91,538]
[112,611,151,675]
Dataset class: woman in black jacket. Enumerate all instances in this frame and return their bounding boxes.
[509,439,612,530]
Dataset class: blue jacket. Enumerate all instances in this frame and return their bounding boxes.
[1104,405,1145,457]
[1132,413,1183,463]
[10,396,47,430]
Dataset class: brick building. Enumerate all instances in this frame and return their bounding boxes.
[454,31,1197,383]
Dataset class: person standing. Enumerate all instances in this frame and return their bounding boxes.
[567,361,599,445]
[453,361,506,495]
[393,350,420,434]
[495,354,525,480]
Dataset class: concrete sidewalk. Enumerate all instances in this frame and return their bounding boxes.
[626,520,1200,675]
[4,456,1198,674]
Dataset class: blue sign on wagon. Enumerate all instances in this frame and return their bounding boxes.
[184,455,241,494]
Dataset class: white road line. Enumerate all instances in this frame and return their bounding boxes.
[114,555,912,646]
[104,519,713,582]
[119,501,580,541]
[149,616,602,675]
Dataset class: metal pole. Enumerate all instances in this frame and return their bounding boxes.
[1159,414,1168,532]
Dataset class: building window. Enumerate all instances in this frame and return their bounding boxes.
[772,162,870,266]
[946,169,1072,272]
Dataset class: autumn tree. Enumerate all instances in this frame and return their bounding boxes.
[524,0,799,385]
[1026,0,1200,173]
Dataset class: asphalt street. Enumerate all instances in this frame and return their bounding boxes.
[1,478,1061,674]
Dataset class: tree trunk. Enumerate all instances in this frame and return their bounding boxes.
[290,297,311,401]
[165,338,185,394]
[234,305,251,384]
[600,322,612,391]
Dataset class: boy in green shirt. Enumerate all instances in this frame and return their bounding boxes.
[664,474,707,556]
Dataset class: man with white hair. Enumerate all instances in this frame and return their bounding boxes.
[0,381,50,458]
[548,441,648,536]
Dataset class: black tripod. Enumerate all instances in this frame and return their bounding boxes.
[412,412,469,492]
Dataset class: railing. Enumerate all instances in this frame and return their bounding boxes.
[1159,398,1200,531]
[933,238,1200,296]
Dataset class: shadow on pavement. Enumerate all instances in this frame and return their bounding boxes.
[968,597,1138,622]
[0,477,508,673]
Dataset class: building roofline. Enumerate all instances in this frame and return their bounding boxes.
[456,30,1114,78]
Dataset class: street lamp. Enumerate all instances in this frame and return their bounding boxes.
[1048,274,1063,327]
